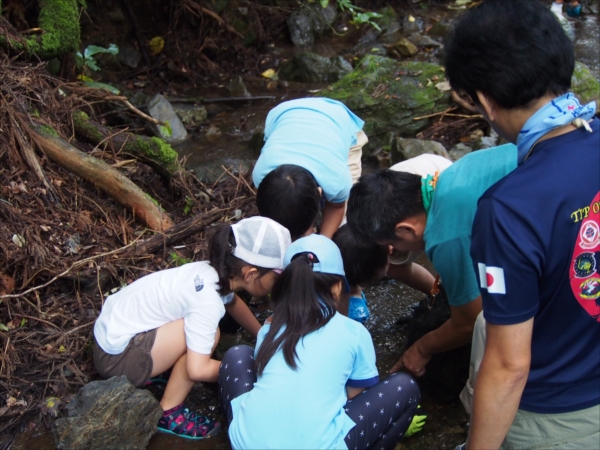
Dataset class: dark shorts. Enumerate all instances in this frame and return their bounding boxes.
[93,328,157,388]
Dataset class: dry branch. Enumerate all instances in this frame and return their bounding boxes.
[130,208,224,255]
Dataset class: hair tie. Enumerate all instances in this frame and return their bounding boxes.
[228,243,235,254]
[308,253,314,261]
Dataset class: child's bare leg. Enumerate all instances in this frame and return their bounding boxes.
[155,325,221,410]
[387,262,435,295]
[150,319,187,377]
[160,353,195,410]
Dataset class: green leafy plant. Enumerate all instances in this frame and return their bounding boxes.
[183,196,194,215]
[320,0,382,31]
[169,252,193,267]
[75,44,121,95]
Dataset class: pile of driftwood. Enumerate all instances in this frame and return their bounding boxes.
[0,48,257,437]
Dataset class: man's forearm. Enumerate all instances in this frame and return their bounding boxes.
[416,315,475,357]
[465,319,533,449]
[466,356,528,448]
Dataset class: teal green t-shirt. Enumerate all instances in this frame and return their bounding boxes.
[424,144,518,307]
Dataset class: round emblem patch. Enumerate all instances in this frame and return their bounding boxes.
[579,220,600,250]
[580,278,600,300]
[573,252,597,278]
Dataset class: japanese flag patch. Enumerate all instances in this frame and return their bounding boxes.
[478,263,506,294]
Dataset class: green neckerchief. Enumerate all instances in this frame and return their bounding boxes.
[421,174,435,214]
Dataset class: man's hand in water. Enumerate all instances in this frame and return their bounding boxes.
[390,341,431,377]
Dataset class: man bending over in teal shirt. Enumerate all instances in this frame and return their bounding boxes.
[347,144,517,378]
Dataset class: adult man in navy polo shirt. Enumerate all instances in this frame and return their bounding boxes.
[444,0,599,448]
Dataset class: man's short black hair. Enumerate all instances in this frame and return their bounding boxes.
[445,0,574,109]
[256,164,320,241]
[347,170,424,242]
[333,225,389,287]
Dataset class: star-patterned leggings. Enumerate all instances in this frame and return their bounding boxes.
[218,345,420,450]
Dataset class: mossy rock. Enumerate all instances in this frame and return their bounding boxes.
[323,55,451,153]
[571,61,600,106]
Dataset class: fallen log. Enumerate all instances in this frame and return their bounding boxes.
[72,110,182,180]
[30,122,174,231]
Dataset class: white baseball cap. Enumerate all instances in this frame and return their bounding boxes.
[231,217,291,270]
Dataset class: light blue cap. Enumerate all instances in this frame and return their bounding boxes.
[283,234,346,278]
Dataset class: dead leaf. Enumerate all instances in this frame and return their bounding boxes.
[0,274,15,295]
[435,81,452,91]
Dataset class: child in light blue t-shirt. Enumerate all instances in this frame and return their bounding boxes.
[218,234,423,450]
[253,97,367,240]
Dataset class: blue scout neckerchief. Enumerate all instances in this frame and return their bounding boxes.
[517,93,596,164]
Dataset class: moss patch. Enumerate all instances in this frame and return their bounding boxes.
[39,124,59,137]
[17,0,81,59]
[571,62,600,105]
[323,55,450,148]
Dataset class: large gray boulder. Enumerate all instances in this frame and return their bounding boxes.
[287,3,337,47]
[279,52,353,83]
[392,138,450,164]
[52,376,163,450]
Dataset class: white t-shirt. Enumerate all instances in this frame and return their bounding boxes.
[389,154,453,265]
[94,262,234,356]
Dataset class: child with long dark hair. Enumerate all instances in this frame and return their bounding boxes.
[218,234,421,449]
[93,217,291,440]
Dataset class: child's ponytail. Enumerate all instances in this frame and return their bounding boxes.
[255,252,342,375]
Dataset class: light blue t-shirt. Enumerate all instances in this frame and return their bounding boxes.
[228,313,379,450]
[252,97,365,203]
[424,144,518,307]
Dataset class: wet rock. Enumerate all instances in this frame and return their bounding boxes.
[287,3,337,47]
[172,103,208,129]
[402,15,424,35]
[107,7,126,23]
[428,20,451,38]
[373,6,401,41]
[117,44,141,69]
[571,61,600,105]
[279,52,353,83]
[147,94,188,144]
[325,55,451,153]
[52,376,162,450]
[228,76,251,98]
[354,42,388,59]
[408,32,442,48]
[392,138,450,165]
[449,143,473,160]
[249,127,265,157]
[385,38,418,58]
[404,286,471,402]
[205,125,222,143]
[193,158,253,184]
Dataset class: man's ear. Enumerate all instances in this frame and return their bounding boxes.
[242,266,259,283]
[394,220,418,239]
[476,91,497,122]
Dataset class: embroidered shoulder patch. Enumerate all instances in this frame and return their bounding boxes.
[569,191,600,321]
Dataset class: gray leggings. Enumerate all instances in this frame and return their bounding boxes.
[218,345,420,450]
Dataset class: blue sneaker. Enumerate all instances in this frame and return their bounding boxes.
[349,291,370,323]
